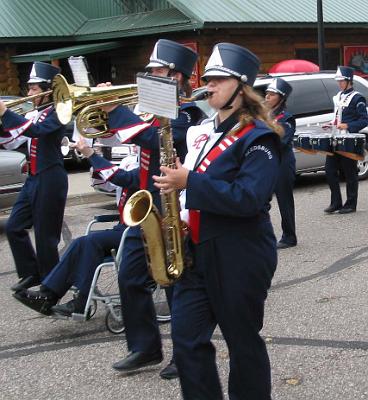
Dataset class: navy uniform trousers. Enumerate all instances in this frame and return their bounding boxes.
[6,165,68,280]
[325,154,358,209]
[117,225,173,353]
[172,222,277,400]
[274,147,297,245]
[42,224,125,298]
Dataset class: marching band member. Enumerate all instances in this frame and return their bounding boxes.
[265,78,297,249]
[0,62,68,292]
[12,143,139,316]
[324,66,368,214]
[101,40,203,379]
[153,43,282,399]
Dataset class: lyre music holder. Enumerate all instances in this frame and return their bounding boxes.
[136,72,179,120]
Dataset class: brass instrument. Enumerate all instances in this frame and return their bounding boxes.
[73,86,208,139]
[123,117,185,286]
[51,74,138,138]
[1,91,54,117]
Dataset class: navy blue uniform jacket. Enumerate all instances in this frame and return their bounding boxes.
[1,106,65,172]
[337,88,368,133]
[186,119,281,243]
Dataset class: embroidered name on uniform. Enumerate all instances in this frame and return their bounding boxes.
[245,145,273,159]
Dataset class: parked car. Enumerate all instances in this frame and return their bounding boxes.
[0,149,28,210]
[193,71,368,179]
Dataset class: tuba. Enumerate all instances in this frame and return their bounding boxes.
[123,117,185,286]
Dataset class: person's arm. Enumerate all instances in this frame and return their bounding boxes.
[107,105,201,153]
[1,108,64,138]
[153,134,280,218]
[74,139,140,189]
[346,95,368,132]
[185,135,280,217]
[278,114,295,148]
[107,105,159,148]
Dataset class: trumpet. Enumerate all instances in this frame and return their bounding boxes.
[52,74,138,138]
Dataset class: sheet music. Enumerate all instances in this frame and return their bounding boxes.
[136,73,178,119]
[68,56,91,86]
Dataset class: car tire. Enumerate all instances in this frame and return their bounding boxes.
[358,153,368,180]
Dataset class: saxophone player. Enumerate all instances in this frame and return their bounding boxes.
[99,39,203,379]
[153,43,282,399]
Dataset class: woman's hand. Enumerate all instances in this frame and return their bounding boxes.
[0,99,7,117]
[70,137,94,158]
[153,158,189,193]
[337,122,348,130]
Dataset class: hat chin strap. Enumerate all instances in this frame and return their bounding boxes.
[220,83,243,110]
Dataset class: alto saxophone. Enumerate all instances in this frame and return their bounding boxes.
[123,117,185,286]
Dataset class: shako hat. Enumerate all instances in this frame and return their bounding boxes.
[201,43,260,86]
[334,66,354,81]
[27,61,61,84]
[266,78,292,99]
[146,39,198,78]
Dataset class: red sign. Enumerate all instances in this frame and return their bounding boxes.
[344,46,368,78]
[179,41,200,89]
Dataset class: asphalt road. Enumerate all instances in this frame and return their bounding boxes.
[0,172,367,400]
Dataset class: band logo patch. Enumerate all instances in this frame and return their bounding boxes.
[193,133,208,149]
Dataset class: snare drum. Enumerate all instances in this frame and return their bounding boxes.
[334,133,366,160]
[310,134,333,155]
[295,133,316,154]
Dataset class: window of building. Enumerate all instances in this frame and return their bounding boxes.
[295,48,340,70]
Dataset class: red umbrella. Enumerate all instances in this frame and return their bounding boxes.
[269,59,320,73]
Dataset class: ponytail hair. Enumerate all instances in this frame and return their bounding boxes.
[235,85,284,137]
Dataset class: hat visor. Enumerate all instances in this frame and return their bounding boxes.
[335,76,350,81]
[27,78,47,84]
[201,69,232,81]
[266,88,284,96]
[145,61,166,69]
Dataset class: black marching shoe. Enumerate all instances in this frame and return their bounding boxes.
[112,350,163,372]
[159,359,178,380]
[11,275,40,292]
[277,241,297,250]
[51,295,87,318]
[324,205,342,214]
[338,207,356,214]
[13,286,58,315]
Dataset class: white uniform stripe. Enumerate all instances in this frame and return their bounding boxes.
[116,122,151,143]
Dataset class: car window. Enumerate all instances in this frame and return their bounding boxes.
[323,77,340,100]
[286,79,333,117]
[352,81,368,102]
[323,77,368,103]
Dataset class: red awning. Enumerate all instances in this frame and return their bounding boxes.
[269,59,320,73]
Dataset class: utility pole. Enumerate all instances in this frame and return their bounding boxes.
[317,0,326,69]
